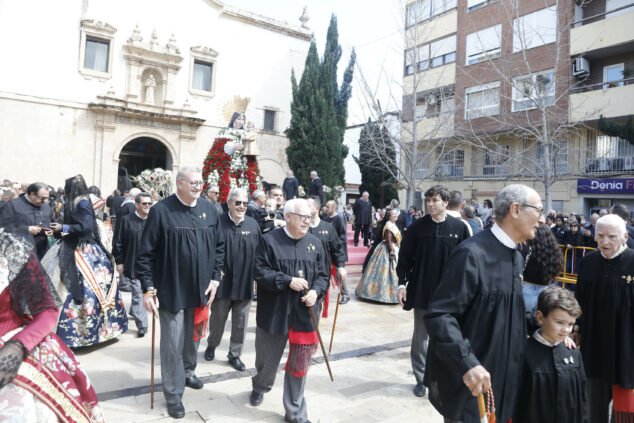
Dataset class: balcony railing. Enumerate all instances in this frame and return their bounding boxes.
[570,77,634,94]
[571,2,634,27]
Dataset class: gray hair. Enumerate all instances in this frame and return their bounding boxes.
[252,189,265,200]
[227,188,248,203]
[310,171,317,177]
[207,184,219,192]
[596,214,626,236]
[176,165,201,180]
[494,184,531,221]
[284,198,308,216]
[129,187,141,198]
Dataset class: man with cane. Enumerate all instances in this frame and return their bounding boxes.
[423,185,542,423]
[250,199,329,423]
[136,165,225,419]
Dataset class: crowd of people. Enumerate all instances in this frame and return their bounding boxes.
[0,174,633,423]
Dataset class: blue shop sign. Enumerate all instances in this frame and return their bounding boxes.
[577,178,634,194]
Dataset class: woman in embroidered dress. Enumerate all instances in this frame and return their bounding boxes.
[43,175,127,347]
[356,209,402,304]
[0,230,104,422]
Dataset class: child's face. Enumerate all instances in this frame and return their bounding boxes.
[536,308,576,344]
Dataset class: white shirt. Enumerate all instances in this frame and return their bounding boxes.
[446,209,473,236]
[533,329,560,346]
[175,192,197,208]
[491,223,516,249]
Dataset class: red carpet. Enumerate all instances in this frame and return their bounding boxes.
[345,226,371,266]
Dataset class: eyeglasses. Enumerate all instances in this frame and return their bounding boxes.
[233,200,247,207]
[141,202,152,206]
[521,204,544,215]
[289,212,311,222]
[179,179,204,188]
[38,196,49,201]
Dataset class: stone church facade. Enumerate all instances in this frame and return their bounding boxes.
[0,0,311,192]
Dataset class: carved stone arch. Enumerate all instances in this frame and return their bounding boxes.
[113,132,177,165]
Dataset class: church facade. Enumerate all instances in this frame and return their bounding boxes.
[0,0,311,192]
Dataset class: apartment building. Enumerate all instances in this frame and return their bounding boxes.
[402,0,634,216]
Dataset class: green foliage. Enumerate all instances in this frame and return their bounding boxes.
[286,14,356,191]
[598,115,634,145]
[355,119,399,208]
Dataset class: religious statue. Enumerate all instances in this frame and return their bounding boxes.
[145,74,156,105]
[202,97,263,202]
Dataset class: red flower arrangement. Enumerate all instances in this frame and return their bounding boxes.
[202,137,261,202]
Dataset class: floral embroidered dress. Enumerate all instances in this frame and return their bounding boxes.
[355,221,402,304]
[0,230,104,422]
[41,196,127,347]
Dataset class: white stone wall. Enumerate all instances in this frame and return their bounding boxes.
[0,0,309,191]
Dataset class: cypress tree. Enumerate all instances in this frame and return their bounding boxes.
[355,119,398,207]
[286,15,356,194]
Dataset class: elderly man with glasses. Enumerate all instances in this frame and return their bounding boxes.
[204,188,260,371]
[136,165,225,419]
[0,181,60,259]
[204,184,223,215]
[249,199,329,423]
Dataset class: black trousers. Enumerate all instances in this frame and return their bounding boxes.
[354,224,370,245]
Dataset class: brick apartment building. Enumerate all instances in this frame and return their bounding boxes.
[402,0,634,216]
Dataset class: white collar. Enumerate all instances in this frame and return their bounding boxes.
[310,217,320,228]
[175,192,197,208]
[228,211,244,225]
[491,223,516,249]
[283,226,301,240]
[446,210,461,218]
[533,329,560,346]
[600,244,627,260]
[134,211,147,220]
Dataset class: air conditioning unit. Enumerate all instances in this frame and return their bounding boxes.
[572,57,590,77]
[426,94,438,105]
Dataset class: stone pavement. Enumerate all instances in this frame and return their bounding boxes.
[76,265,444,422]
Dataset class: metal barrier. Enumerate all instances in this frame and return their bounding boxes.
[554,245,597,288]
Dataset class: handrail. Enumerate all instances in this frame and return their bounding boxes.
[571,2,634,26]
[570,77,634,94]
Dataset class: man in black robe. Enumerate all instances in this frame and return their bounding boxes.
[282,170,299,200]
[137,165,225,419]
[423,184,542,423]
[0,182,58,259]
[352,191,372,247]
[203,184,223,216]
[250,199,329,423]
[576,214,634,423]
[396,185,469,398]
[323,200,350,304]
[112,192,151,337]
[307,196,346,321]
[308,171,324,205]
[204,188,260,371]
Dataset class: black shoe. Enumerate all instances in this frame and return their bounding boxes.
[413,383,426,397]
[185,375,203,390]
[228,356,246,371]
[354,243,358,247]
[249,390,263,406]
[167,401,185,419]
[339,295,350,305]
[252,295,257,302]
[204,347,215,361]
[137,328,146,338]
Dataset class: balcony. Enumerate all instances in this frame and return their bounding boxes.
[403,63,456,94]
[569,79,634,121]
[570,5,634,56]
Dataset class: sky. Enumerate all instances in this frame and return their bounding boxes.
[225,0,404,126]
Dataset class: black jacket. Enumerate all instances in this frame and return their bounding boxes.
[308,177,324,204]
[282,176,299,200]
[352,198,372,226]
[0,195,54,259]
[112,212,146,279]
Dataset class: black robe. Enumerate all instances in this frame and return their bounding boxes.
[0,195,54,259]
[215,213,260,301]
[282,176,299,200]
[135,195,225,313]
[254,229,329,335]
[424,229,527,423]
[396,214,470,310]
[576,248,634,388]
[112,212,146,279]
[308,177,324,204]
[352,198,372,226]
[514,335,588,423]
[552,225,570,244]
[322,214,348,262]
[308,220,346,271]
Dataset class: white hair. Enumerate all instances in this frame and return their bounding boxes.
[284,198,308,216]
[494,184,533,221]
[252,189,265,200]
[310,171,317,177]
[176,165,201,180]
[227,188,248,203]
[596,214,626,236]
[129,187,141,197]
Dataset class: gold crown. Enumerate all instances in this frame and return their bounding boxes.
[222,95,251,123]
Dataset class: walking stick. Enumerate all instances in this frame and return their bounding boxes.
[150,292,157,409]
[299,271,334,382]
[477,393,487,423]
[328,274,342,355]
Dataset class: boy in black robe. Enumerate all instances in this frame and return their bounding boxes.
[204,188,260,371]
[514,286,588,423]
[576,214,634,423]
[250,199,329,423]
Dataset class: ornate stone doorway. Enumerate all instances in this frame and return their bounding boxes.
[117,137,172,191]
